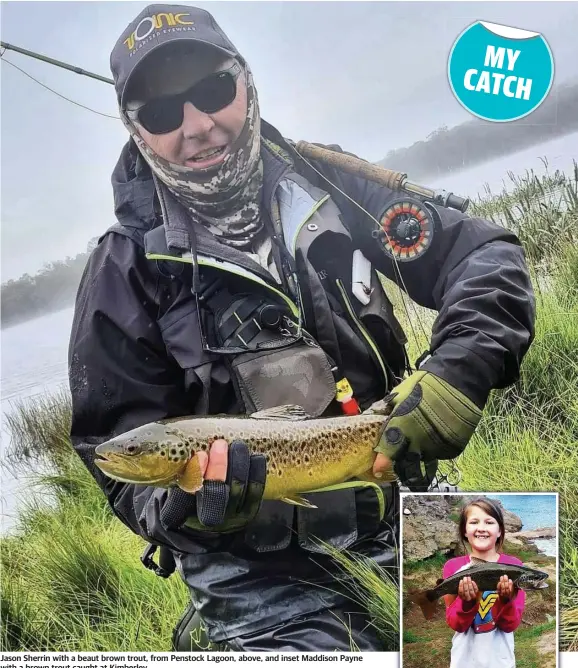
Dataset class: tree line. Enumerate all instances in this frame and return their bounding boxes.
[2,80,577,328]
[378,80,578,181]
[1,251,90,329]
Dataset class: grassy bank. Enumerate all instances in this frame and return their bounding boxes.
[1,392,191,651]
[2,167,577,652]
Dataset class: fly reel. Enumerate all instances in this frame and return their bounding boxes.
[372,197,435,262]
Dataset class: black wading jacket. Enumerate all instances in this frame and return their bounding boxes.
[69,120,535,559]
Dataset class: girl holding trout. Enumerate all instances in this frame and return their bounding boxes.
[443,497,526,668]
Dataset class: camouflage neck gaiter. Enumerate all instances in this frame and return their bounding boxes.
[122,65,263,249]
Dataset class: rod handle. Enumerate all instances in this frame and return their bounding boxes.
[295,140,406,192]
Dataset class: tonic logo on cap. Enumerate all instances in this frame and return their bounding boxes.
[124,12,195,50]
[448,21,554,122]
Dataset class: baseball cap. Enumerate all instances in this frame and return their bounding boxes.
[111,4,239,108]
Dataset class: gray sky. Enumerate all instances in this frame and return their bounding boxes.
[1,1,577,281]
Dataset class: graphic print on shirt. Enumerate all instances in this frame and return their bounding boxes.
[473,591,499,633]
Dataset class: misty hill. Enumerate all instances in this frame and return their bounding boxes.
[379,80,578,181]
[1,251,91,330]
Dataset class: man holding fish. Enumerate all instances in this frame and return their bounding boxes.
[68,4,535,652]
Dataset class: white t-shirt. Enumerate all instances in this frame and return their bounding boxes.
[449,562,516,668]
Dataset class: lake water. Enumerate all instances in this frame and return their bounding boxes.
[428,132,578,200]
[487,493,558,558]
[1,305,74,533]
[488,493,557,531]
[1,132,577,535]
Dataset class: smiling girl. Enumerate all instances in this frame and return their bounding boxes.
[443,497,526,668]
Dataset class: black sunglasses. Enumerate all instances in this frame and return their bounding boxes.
[126,61,242,134]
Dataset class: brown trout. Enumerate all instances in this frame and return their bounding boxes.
[409,557,549,619]
[94,404,393,513]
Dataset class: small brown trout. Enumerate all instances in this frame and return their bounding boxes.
[409,557,549,619]
[94,404,393,514]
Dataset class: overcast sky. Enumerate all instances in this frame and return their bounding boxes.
[1,1,577,281]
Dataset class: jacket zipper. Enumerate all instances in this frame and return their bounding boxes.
[335,279,389,395]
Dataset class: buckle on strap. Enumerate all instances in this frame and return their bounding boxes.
[140,544,175,579]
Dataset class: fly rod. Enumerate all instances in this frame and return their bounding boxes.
[295,140,470,213]
[0,41,114,85]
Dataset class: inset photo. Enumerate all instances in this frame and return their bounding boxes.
[401,493,558,668]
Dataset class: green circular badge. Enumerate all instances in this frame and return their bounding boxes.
[448,21,554,122]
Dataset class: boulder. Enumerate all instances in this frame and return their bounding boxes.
[502,508,523,532]
[509,527,556,540]
[402,496,460,561]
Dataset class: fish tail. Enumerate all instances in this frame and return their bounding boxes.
[408,590,439,620]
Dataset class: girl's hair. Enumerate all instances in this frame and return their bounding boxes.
[458,497,506,552]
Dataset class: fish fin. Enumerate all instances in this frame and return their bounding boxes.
[281,495,318,509]
[177,454,204,494]
[362,397,394,416]
[435,578,445,586]
[306,481,386,521]
[443,594,457,607]
[408,590,439,620]
[250,405,312,421]
[469,556,490,565]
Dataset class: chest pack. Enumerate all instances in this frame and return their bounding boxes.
[105,172,409,421]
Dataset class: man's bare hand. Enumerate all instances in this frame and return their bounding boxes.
[198,439,229,482]
[372,452,393,478]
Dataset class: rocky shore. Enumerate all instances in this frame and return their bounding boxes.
[402,495,556,561]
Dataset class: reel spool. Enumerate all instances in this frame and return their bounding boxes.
[372,197,435,262]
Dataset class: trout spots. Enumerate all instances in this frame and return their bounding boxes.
[95,412,387,495]
[189,438,207,452]
[168,447,188,463]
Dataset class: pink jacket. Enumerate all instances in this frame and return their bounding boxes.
[443,555,526,634]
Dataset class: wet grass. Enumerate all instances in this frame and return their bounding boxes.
[314,541,400,650]
[1,484,191,651]
[469,159,578,265]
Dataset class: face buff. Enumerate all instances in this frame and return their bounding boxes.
[122,63,264,249]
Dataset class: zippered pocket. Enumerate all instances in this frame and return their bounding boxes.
[335,279,389,396]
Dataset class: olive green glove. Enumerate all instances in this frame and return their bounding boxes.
[376,370,483,465]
